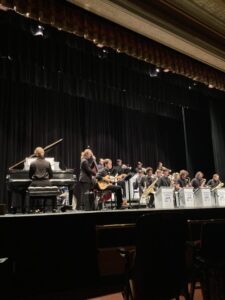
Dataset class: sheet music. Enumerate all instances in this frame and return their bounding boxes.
[24,157,56,170]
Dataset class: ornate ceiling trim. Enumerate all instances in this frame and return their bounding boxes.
[68,0,225,73]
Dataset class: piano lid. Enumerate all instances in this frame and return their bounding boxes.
[9,138,63,170]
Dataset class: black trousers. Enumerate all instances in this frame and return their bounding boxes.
[105,185,123,209]
[79,181,92,210]
[29,180,53,211]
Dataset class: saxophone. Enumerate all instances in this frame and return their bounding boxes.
[211,182,224,192]
[140,178,158,205]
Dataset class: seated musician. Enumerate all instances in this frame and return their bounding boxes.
[155,168,162,179]
[135,161,146,174]
[29,147,53,212]
[176,170,189,189]
[97,158,104,170]
[133,169,145,198]
[191,171,206,190]
[141,167,154,188]
[156,168,171,188]
[207,173,221,189]
[29,147,53,186]
[141,167,155,207]
[78,149,96,210]
[96,159,123,209]
[113,159,131,199]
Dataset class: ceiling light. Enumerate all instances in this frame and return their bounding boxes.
[33,25,44,36]
[96,43,104,48]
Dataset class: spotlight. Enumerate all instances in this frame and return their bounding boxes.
[155,68,160,73]
[0,4,8,11]
[97,48,108,59]
[33,25,44,36]
[96,43,104,48]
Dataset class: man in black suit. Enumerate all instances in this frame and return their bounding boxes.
[96,159,123,209]
[29,147,53,186]
[29,147,53,212]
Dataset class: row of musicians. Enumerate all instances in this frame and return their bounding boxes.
[135,168,222,195]
[78,149,222,210]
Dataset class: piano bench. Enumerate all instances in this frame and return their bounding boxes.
[27,186,60,213]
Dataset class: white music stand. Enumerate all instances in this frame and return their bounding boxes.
[154,187,174,209]
[213,188,225,207]
[178,187,194,208]
[194,187,213,207]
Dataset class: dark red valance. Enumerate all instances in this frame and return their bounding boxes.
[1,0,225,91]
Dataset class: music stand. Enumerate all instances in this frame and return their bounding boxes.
[123,173,133,209]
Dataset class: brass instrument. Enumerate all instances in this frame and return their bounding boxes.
[211,182,224,192]
[200,178,206,187]
[140,178,158,204]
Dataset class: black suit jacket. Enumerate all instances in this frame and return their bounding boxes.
[29,157,53,180]
[79,158,96,183]
[156,176,171,188]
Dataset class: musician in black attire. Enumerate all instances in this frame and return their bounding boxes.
[134,169,145,198]
[29,147,53,212]
[78,149,96,210]
[140,167,154,188]
[96,159,123,209]
[207,173,221,189]
[191,171,206,190]
[29,147,53,186]
[176,170,189,189]
[156,168,171,188]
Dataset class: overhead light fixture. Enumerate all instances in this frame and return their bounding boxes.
[96,43,104,48]
[33,25,44,36]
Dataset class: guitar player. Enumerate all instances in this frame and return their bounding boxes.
[96,159,123,209]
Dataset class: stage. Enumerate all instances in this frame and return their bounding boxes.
[1,207,225,299]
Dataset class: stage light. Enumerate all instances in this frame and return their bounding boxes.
[0,4,8,11]
[96,43,104,48]
[33,25,44,36]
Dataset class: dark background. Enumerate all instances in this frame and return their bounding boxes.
[0,11,225,204]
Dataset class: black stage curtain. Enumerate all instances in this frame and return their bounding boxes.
[0,11,223,203]
[209,100,225,181]
[183,107,214,179]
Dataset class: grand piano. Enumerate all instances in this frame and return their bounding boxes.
[6,139,76,212]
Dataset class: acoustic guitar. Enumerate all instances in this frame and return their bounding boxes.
[97,174,126,190]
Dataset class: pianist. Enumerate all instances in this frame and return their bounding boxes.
[29,147,53,186]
